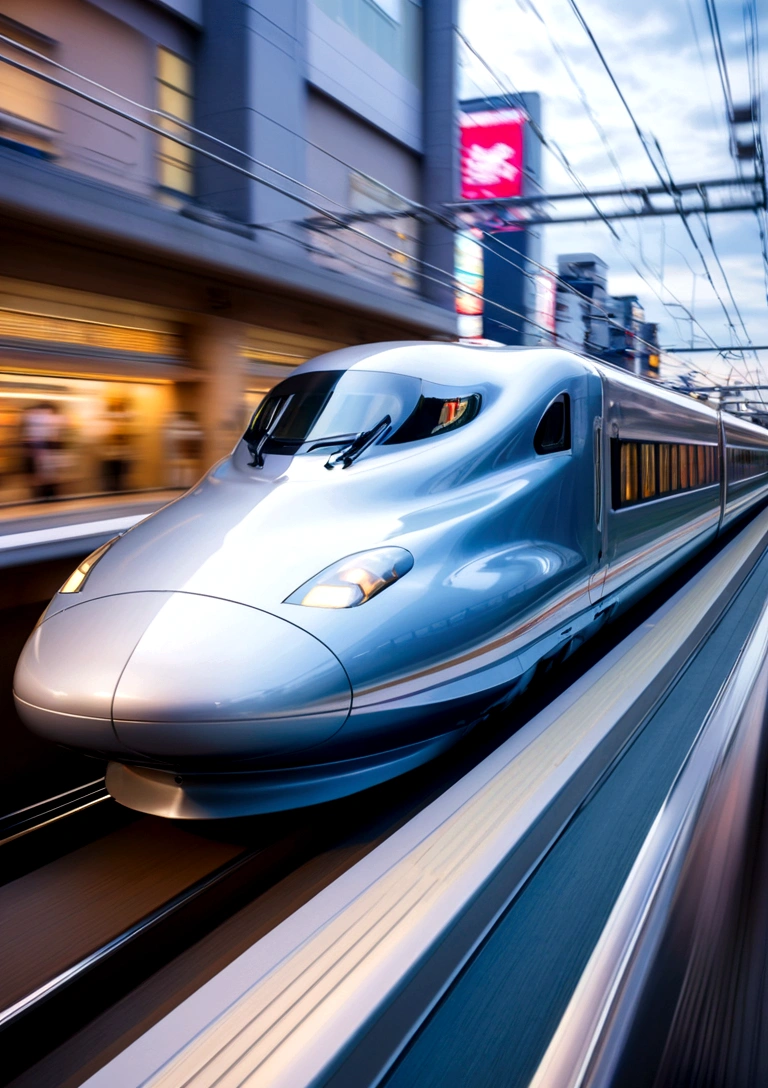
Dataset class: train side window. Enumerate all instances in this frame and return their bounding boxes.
[658,444,671,494]
[727,445,768,483]
[641,443,656,499]
[534,394,571,454]
[612,438,719,509]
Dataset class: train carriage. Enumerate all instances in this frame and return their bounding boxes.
[13,343,768,817]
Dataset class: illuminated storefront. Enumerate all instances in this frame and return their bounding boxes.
[0,286,191,503]
[0,285,355,505]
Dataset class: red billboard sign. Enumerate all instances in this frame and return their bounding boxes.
[460,107,526,201]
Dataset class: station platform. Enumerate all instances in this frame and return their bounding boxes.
[0,491,182,569]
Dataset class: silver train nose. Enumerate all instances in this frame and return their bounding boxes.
[14,593,351,759]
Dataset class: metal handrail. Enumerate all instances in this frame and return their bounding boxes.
[531,579,768,1087]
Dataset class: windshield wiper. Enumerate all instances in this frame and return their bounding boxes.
[325,415,392,470]
[246,396,293,468]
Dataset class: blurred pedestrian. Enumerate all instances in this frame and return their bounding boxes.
[100,399,133,492]
[165,410,203,488]
[22,401,64,500]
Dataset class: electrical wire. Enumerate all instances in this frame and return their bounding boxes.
[456,27,620,239]
[0,21,729,377]
[455,30,734,381]
[455,25,747,382]
[0,26,750,391]
[563,0,756,362]
[0,37,668,367]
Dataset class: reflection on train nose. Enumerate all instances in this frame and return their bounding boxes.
[15,593,352,759]
[111,593,351,758]
[14,593,174,750]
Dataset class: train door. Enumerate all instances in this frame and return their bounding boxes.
[588,409,608,603]
[596,367,720,602]
[588,373,608,604]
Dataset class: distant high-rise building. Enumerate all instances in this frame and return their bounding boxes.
[554,253,610,355]
[457,92,544,346]
[638,321,660,379]
[607,295,646,374]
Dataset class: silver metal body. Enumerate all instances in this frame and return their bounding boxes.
[14,344,768,817]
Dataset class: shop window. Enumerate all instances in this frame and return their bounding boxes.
[0,15,56,158]
[612,438,719,510]
[534,394,571,455]
[156,47,193,196]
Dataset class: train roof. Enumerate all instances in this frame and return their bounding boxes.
[295,342,768,444]
[296,341,598,388]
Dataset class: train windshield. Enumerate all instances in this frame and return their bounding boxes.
[243,369,421,454]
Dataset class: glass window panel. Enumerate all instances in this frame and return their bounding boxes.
[697,445,706,485]
[658,443,670,494]
[670,444,679,491]
[158,156,193,194]
[641,443,656,498]
[621,442,638,505]
[158,84,192,122]
[157,48,192,94]
[680,445,689,489]
[688,445,698,488]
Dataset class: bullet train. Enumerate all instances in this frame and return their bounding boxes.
[14,343,768,818]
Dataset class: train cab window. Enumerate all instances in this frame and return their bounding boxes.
[534,394,571,455]
[612,438,719,510]
[389,391,482,444]
[243,369,422,458]
[243,370,482,462]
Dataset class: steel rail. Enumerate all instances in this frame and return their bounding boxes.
[530,564,768,1088]
[0,778,109,847]
[0,845,262,1031]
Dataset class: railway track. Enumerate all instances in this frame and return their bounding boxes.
[0,779,109,848]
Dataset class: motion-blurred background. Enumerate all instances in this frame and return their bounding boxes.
[0,0,765,507]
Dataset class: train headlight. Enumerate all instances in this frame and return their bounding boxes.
[59,537,119,594]
[286,547,414,609]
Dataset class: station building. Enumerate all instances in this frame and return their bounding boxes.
[0,0,458,503]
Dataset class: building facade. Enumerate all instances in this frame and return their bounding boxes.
[0,0,458,504]
[455,92,543,347]
[554,253,610,356]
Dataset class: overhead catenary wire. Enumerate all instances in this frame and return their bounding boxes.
[0,23,726,377]
[0,29,744,390]
[456,26,620,241]
[455,29,728,382]
[563,0,756,357]
[0,30,675,365]
[743,0,768,304]
[514,0,633,196]
[459,34,703,357]
[0,39,668,369]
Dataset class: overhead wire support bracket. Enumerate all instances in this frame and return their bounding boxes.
[447,175,766,226]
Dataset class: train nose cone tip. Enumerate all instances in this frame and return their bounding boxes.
[14,592,351,760]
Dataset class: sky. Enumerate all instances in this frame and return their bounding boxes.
[459,0,768,388]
